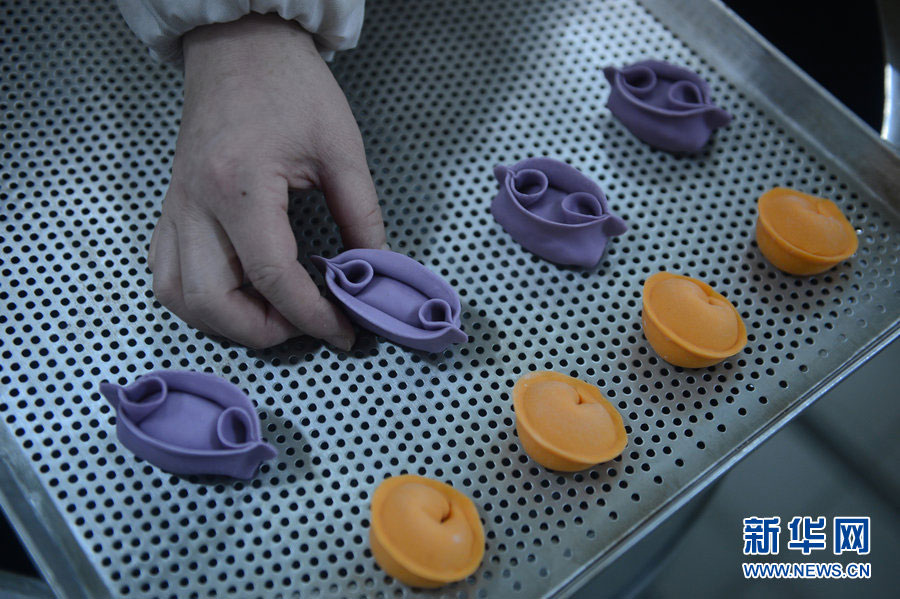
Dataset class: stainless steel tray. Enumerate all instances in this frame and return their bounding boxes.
[1,1,898,598]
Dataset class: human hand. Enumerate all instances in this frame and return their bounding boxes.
[148,13,385,350]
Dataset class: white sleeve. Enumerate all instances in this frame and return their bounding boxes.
[116,0,364,63]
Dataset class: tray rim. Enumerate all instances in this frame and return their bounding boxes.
[0,423,112,599]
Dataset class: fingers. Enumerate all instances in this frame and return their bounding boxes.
[177,214,300,349]
[319,157,387,250]
[218,178,356,350]
[148,216,160,272]
[151,180,357,350]
[148,216,214,334]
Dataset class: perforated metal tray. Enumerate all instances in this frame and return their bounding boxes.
[1,1,898,598]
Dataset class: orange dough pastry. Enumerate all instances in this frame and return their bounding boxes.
[642,272,746,368]
[756,187,858,275]
[369,475,484,588]
[512,371,627,471]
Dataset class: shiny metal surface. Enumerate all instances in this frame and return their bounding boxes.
[878,0,900,146]
[0,570,55,599]
[1,1,899,598]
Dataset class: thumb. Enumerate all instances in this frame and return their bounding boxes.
[319,160,387,250]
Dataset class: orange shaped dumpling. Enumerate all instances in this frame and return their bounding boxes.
[369,475,484,588]
[512,371,627,471]
[642,272,746,368]
[756,187,858,275]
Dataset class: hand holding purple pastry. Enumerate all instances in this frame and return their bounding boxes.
[148,15,386,350]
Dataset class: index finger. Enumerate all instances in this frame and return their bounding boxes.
[319,151,387,250]
[217,184,355,350]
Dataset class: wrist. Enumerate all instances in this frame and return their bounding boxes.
[183,13,319,82]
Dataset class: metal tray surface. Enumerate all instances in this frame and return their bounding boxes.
[1,1,898,598]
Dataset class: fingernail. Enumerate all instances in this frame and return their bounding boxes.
[326,334,354,352]
[380,241,392,251]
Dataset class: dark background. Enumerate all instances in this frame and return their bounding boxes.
[726,0,884,129]
[0,0,887,586]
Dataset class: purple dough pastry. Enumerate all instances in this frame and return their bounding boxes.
[99,371,277,479]
[603,60,732,153]
[490,157,627,267]
[311,249,467,353]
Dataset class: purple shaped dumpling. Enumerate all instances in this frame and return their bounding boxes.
[312,249,467,353]
[603,60,732,153]
[490,157,627,267]
[99,371,277,479]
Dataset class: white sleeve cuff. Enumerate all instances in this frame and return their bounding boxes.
[116,0,364,64]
